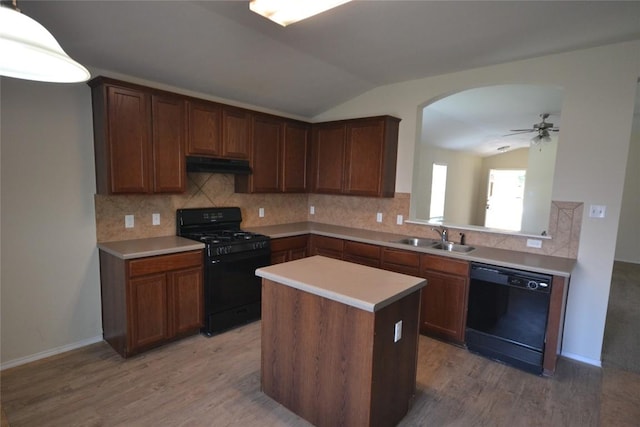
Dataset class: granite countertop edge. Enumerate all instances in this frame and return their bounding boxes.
[97,236,205,260]
[247,222,576,278]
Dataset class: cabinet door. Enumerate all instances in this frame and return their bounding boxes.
[283,121,309,193]
[343,241,381,268]
[311,123,346,194]
[151,94,186,193]
[420,270,468,343]
[222,107,250,159]
[169,267,203,336]
[129,273,168,351]
[251,115,283,192]
[106,85,151,193]
[308,235,344,260]
[381,248,420,276]
[344,119,384,196]
[187,100,222,156]
[270,235,309,264]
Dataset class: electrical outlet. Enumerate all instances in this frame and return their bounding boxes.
[526,238,542,248]
[259,207,265,218]
[125,215,134,228]
[376,212,383,223]
[396,214,403,225]
[589,204,606,218]
[152,213,160,226]
[394,320,402,342]
[310,206,315,215]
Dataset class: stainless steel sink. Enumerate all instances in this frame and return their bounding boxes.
[431,242,476,253]
[392,237,438,247]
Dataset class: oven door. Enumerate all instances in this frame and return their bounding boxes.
[204,248,270,335]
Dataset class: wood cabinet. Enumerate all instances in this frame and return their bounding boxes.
[310,116,400,197]
[419,254,469,344]
[270,235,309,264]
[221,107,251,160]
[99,249,203,357]
[381,247,421,276]
[235,115,310,194]
[186,99,222,157]
[89,77,186,194]
[343,240,381,268]
[307,235,344,260]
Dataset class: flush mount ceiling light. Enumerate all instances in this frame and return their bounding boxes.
[0,0,90,83]
[249,0,352,27]
[531,129,552,145]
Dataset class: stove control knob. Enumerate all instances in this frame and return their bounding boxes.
[527,280,539,290]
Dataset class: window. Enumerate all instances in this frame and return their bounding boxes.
[429,163,447,222]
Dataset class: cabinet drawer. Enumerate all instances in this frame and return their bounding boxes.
[310,235,344,252]
[420,254,468,276]
[343,241,381,260]
[270,235,308,252]
[129,250,202,278]
[381,248,420,276]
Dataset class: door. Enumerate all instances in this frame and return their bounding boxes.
[129,274,168,350]
[251,115,282,192]
[151,94,186,193]
[106,85,151,193]
[311,123,346,193]
[484,169,526,230]
[283,121,309,192]
[169,267,203,335]
[187,100,222,156]
[222,107,251,159]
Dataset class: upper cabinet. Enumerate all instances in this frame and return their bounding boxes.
[235,114,309,194]
[310,116,400,198]
[186,101,251,161]
[186,99,222,157]
[89,78,185,195]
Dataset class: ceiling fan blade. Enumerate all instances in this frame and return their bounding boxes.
[503,130,533,136]
[509,128,535,132]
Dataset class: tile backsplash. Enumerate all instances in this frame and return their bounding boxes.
[95,173,581,258]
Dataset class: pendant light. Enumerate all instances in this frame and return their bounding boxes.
[0,0,90,83]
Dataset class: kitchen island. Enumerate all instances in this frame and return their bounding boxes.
[256,256,427,427]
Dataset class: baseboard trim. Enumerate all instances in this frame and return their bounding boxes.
[561,351,602,367]
[0,335,104,371]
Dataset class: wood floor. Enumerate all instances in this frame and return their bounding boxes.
[2,321,639,426]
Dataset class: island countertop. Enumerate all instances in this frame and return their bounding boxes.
[256,255,427,312]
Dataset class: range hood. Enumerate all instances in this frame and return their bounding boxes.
[186,156,252,175]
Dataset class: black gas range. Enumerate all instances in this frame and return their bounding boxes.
[176,207,271,336]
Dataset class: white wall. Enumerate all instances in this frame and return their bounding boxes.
[314,41,640,364]
[0,78,102,367]
[615,120,640,263]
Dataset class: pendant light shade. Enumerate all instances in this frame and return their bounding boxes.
[0,4,90,83]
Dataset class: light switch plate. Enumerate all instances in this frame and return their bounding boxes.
[394,320,402,342]
[310,206,315,215]
[125,215,134,228]
[396,214,403,225]
[259,207,265,218]
[526,238,542,248]
[376,212,383,223]
[152,213,160,226]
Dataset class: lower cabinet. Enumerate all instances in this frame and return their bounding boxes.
[419,254,469,344]
[100,249,203,357]
[343,240,381,268]
[308,235,344,260]
[270,235,309,264]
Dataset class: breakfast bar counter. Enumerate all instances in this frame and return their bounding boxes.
[256,256,427,427]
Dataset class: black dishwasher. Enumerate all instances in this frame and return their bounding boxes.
[466,262,552,375]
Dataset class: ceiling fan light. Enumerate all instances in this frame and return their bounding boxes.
[249,0,351,26]
[0,5,90,83]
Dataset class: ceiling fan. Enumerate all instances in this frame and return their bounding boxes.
[504,113,560,143]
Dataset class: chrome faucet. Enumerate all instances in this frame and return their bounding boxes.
[432,226,448,244]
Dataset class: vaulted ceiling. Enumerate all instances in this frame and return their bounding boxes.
[18,1,640,119]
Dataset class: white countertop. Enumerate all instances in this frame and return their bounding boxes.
[256,255,427,313]
[98,236,205,259]
[247,222,576,277]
